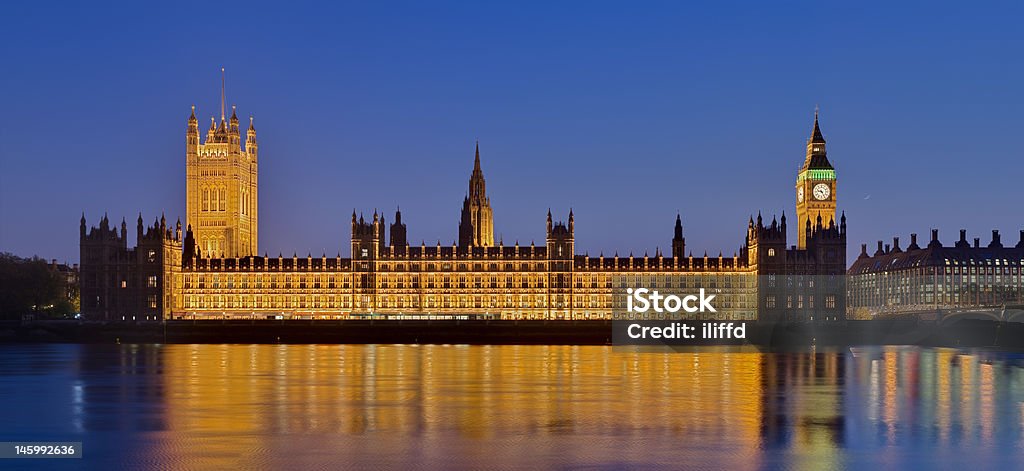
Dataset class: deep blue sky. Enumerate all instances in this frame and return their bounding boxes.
[1,1,1022,263]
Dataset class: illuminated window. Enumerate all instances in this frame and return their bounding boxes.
[147,275,157,288]
[768,248,775,257]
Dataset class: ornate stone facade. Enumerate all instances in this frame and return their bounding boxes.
[81,94,847,322]
[185,71,259,258]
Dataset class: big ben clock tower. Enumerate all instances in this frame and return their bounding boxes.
[795,110,837,249]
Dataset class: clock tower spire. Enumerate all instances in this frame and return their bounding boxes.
[795,108,837,249]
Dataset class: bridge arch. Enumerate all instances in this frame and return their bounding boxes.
[940,310,1003,325]
[1006,310,1024,323]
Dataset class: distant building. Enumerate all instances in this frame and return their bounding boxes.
[48,259,79,309]
[847,229,1024,318]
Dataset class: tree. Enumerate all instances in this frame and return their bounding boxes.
[0,253,76,320]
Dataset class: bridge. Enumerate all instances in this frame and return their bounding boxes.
[871,304,1024,325]
[939,305,1024,325]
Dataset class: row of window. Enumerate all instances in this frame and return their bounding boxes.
[201,187,228,212]
[850,274,1023,290]
[85,294,159,310]
[202,238,227,257]
[184,294,574,310]
[181,272,757,291]
[765,294,838,309]
[178,293,759,314]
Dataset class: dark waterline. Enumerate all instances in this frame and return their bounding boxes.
[1,344,1023,470]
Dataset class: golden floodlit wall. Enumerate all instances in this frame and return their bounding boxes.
[185,101,259,259]
[170,252,757,321]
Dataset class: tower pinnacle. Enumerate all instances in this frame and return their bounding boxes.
[810,107,825,144]
[220,67,226,121]
[474,140,481,171]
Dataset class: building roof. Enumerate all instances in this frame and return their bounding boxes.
[849,231,1024,274]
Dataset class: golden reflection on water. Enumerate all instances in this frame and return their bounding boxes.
[143,345,847,470]
[53,344,1020,469]
[937,348,953,444]
[157,345,776,469]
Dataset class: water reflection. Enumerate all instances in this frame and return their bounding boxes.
[0,344,1023,469]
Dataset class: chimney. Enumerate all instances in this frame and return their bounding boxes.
[956,229,969,248]
[884,243,891,254]
[875,241,884,256]
[989,230,1002,248]
[908,233,919,250]
[892,237,901,252]
[860,243,868,258]
[973,238,980,248]
[1019,229,1024,248]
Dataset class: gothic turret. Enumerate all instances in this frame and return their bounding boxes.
[206,116,216,142]
[351,211,383,259]
[187,105,199,152]
[246,116,258,157]
[546,210,574,261]
[183,224,197,265]
[390,208,408,253]
[228,105,240,147]
[671,214,686,258]
[458,141,494,248]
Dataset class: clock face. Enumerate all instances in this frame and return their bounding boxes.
[812,183,831,200]
[797,187,804,203]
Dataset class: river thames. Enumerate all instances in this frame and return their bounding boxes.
[1,344,1023,469]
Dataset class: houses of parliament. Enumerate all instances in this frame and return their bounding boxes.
[79,80,847,323]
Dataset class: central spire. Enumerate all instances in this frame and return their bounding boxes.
[469,140,486,200]
[474,140,481,172]
[459,141,494,248]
